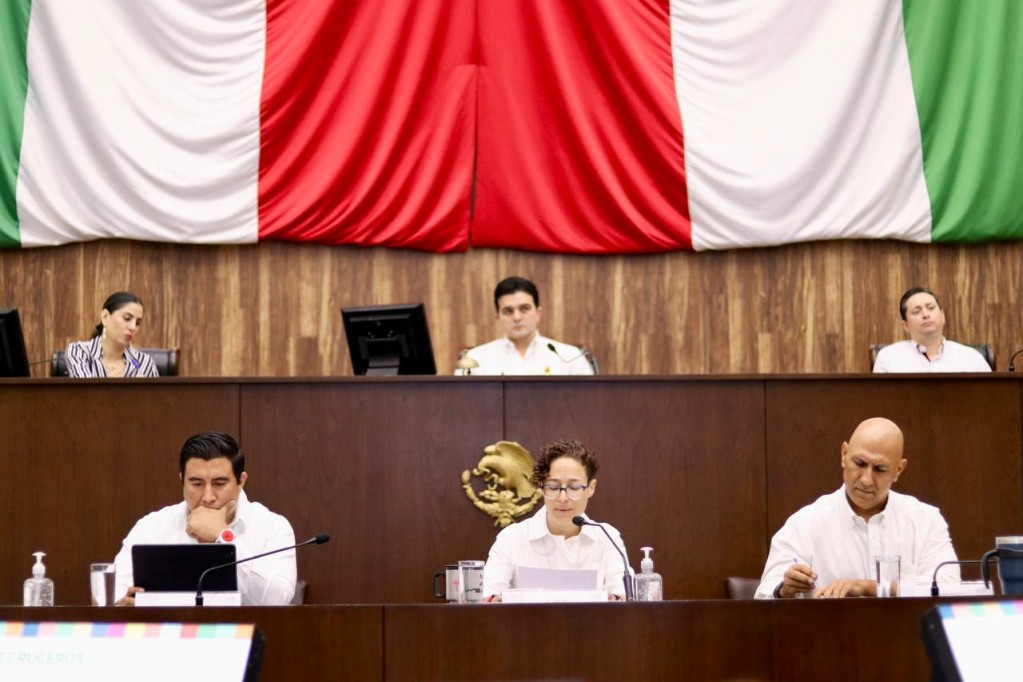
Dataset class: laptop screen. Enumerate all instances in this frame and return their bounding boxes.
[131,544,238,592]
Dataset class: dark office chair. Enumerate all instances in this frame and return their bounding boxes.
[724,577,760,600]
[51,347,180,377]
[869,343,995,370]
[575,344,600,375]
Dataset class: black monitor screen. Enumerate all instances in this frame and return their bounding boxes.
[341,303,437,376]
[0,308,30,378]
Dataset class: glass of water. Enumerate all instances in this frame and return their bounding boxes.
[90,563,116,606]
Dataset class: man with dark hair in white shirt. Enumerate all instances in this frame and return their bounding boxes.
[873,287,990,373]
[457,276,594,376]
[756,417,958,599]
[114,431,296,606]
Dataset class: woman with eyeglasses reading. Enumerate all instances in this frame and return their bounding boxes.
[481,439,630,602]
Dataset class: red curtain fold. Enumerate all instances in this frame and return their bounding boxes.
[258,0,689,254]
[258,0,477,252]
[473,0,691,253]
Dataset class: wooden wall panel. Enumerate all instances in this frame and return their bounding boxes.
[385,601,773,681]
[386,599,945,682]
[2,240,1022,377]
[238,380,506,604]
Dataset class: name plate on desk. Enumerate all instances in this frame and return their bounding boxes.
[901,581,995,598]
[136,592,241,607]
[501,589,607,603]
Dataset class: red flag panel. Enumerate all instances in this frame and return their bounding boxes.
[259,0,476,252]
[474,0,691,253]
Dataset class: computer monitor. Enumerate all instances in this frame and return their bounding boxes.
[922,600,1023,681]
[341,303,437,376]
[0,308,31,377]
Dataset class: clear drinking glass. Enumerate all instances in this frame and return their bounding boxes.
[90,563,117,606]
[874,555,901,598]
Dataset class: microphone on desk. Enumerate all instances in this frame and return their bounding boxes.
[547,343,599,374]
[572,516,633,601]
[929,559,982,596]
[195,533,330,606]
[1008,348,1023,372]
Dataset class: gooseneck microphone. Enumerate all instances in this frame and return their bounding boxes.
[1008,348,1023,372]
[547,343,599,374]
[930,559,982,596]
[195,533,330,606]
[572,516,633,601]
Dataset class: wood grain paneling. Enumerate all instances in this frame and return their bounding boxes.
[2,240,1022,376]
[238,380,506,604]
[385,601,773,681]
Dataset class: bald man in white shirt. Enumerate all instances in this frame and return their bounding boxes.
[757,418,958,599]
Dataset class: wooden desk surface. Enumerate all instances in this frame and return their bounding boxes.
[0,597,960,681]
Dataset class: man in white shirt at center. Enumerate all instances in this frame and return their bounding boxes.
[457,276,594,376]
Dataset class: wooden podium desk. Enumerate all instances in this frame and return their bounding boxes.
[0,597,961,681]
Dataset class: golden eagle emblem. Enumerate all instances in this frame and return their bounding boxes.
[462,441,541,527]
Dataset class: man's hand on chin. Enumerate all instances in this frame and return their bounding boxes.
[186,500,237,543]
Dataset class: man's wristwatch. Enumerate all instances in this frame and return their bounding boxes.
[773,581,785,599]
[215,528,236,544]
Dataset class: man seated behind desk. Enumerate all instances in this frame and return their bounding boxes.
[456,276,594,376]
[873,286,991,373]
[114,431,296,606]
[756,417,958,599]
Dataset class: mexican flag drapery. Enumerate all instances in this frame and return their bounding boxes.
[2,1,1021,253]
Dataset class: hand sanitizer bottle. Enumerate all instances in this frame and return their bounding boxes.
[24,551,55,606]
[634,547,663,601]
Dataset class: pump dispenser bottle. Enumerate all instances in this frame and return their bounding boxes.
[633,546,663,601]
[24,551,54,606]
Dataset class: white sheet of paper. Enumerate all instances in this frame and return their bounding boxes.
[516,566,598,590]
[502,589,607,603]
[135,591,242,607]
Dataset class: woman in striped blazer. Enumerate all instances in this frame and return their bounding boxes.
[65,291,159,378]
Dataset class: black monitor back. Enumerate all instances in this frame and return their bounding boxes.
[341,303,437,375]
[0,308,30,378]
[131,544,238,592]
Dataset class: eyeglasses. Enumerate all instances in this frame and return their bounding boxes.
[540,482,589,500]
